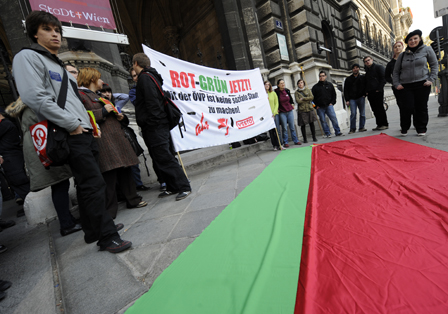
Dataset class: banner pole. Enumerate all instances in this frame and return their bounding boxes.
[274,126,283,150]
[177,152,189,180]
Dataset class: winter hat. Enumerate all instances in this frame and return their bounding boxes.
[405,30,422,44]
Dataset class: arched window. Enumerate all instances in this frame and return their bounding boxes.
[321,21,339,69]
[372,24,378,50]
[357,11,364,42]
[365,18,371,46]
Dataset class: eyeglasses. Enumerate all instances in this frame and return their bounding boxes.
[69,71,78,75]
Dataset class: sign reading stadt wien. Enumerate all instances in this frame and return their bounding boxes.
[29,0,116,30]
[142,45,275,152]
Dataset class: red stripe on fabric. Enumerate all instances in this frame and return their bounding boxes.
[295,134,448,313]
[60,0,87,6]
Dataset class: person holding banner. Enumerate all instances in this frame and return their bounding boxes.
[77,68,147,219]
[132,53,191,201]
[264,81,281,150]
[13,11,131,253]
[274,79,301,147]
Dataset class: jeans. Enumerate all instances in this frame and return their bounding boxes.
[316,105,341,136]
[131,164,143,187]
[349,97,366,130]
[279,110,299,144]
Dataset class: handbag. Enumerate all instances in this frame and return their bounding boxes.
[123,126,144,157]
[29,69,70,169]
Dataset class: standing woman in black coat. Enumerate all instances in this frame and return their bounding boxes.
[385,41,406,133]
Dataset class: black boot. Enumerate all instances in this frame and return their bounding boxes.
[301,126,308,143]
[310,123,318,142]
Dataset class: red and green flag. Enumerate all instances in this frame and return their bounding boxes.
[127,134,448,313]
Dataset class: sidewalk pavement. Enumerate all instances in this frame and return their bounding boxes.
[0,96,446,314]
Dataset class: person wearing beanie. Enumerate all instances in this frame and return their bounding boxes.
[392,29,438,136]
[344,63,367,134]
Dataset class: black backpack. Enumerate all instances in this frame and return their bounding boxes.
[143,73,184,132]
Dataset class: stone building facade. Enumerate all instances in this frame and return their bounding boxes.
[0,0,412,121]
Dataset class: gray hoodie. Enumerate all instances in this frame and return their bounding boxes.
[392,44,438,88]
[12,44,91,133]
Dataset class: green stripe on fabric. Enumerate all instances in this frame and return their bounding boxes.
[126,147,313,314]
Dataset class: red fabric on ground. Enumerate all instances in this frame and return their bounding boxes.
[295,134,448,314]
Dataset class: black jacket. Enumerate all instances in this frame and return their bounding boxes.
[385,58,396,85]
[364,63,386,92]
[311,81,336,108]
[344,74,366,101]
[135,67,168,130]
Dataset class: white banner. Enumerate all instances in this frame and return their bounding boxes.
[142,45,275,152]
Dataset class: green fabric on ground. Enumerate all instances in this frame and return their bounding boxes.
[126,147,312,314]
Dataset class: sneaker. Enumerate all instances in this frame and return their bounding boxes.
[348,129,355,134]
[127,201,148,209]
[377,126,389,130]
[60,223,83,237]
[372,126,381,131]
[176,191,191,201]
[417,133,426,136]
[273,147,278,151]
[0,220,15,229]
[136,185,151,191]
[15,198,24,205]
[100,239,132,253]
[0,280,12,291]
[158,191,175,198]
[358,128,367,132]
[294,142,302,145]
[324,135,332,138]
[283,143,290,148]
[116,223,124,232]
[400,130,408,136]
[336,133,344,136]
[0,245,7,254]
[159,183,167,192]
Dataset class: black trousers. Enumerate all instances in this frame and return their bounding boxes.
[103,167,141,219]
[67,132,118,247]
[301,123,316,141]
[401,84,431,133]
[142,124,191,193]
[2,153,30,200]
[51,179,76,230]
[392,88,410,132]
[367,90,388,127]
[269,128,280,147]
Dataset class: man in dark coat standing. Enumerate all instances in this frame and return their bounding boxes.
[363,56,388,130]
[132,53,191,201]
[312,71,343,138]
[344,64,367,134]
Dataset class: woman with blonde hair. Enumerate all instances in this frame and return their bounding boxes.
[77,68,147,219]
[264,80,281,150]
[385,41,406,133]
